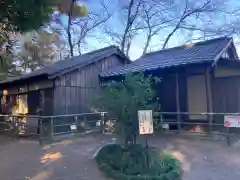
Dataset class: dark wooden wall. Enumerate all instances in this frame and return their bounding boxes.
[41,88,54,116]
[158,71,188,121]
[28,90,40,115]
[158,65,240,132]
[212,76,240,122]
[53,55,125,115]
[158,75,177,117]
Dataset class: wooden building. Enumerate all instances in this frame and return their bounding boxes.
[1,36,240,132]
[0,46,129,117]
[100,37,240,127]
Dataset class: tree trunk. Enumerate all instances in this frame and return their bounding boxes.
[142,34,151,55]
[162,25,179,49]
[67,0,75,57]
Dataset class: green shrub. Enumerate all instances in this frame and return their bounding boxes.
[95,144,181,180]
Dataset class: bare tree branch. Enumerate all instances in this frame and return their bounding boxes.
[104,0,240,58]
[141,2,174,54]
[73,0,112,54]
[162,0,214,49]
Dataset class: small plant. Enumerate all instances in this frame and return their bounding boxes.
[93,73,160,145]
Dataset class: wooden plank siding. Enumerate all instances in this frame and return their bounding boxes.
[53,55,124,115]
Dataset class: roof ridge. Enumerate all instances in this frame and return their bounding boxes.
[62,45,119,61]
[81,45,118,56]
[143,36,231,57]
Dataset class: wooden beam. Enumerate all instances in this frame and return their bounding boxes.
[176,72,181,130]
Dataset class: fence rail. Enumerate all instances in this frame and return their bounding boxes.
[0,115,40,139]
[0,112,108,144]
[1,111,240,146]
[155,112,240,115]
[154,111,240,145]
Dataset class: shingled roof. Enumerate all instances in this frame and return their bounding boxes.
[100,37,234,77]
[0,45,128,84]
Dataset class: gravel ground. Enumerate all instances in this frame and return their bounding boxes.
[0,134,239,180]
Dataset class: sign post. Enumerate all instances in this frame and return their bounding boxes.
[224,115,240,146]
[224,115,240,128]
[138,110,153,147]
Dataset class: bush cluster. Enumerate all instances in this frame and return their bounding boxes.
[95,144,181,180]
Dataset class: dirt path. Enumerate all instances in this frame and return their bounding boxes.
[0,134,239,180]
[0,135,114,180]
[143,134,240,180]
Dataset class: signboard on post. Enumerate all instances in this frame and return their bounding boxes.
[70,124,77,130]
[138,110,153,134]
[224,115,240,128]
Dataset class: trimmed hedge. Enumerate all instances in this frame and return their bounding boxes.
[95,144,181,180]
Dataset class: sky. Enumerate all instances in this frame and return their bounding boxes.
[58,0,240,60]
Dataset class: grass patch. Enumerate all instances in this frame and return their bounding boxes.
[95,144,181,180]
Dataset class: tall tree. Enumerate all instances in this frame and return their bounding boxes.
[105,0,144,57]
[0,0,88,77]
[74,0,111,54]
[54,0,88,57]
[0,0,54,32]
[162,0,217,49]
[120,0,141,56]
[105,0,240,57]
[0,0,55,78]
[18,28,62,72]
[54,0,110,56]
[140,1,174,54]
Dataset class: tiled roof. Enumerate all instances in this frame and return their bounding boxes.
[100,37,232,77]
[0,45,128,84]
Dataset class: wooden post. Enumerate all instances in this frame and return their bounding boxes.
[12,116,17,139]
[14,116,19,140]
[39,118,43,145]
[39,90,44,116]
[205,68,212,133]
[226,126,231,146]
[51,117,54,141]
[176,73,181,131]
[75,116,78,133]
[145,135,148,148]
[101,112,105,134]
[65,87,67,115]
